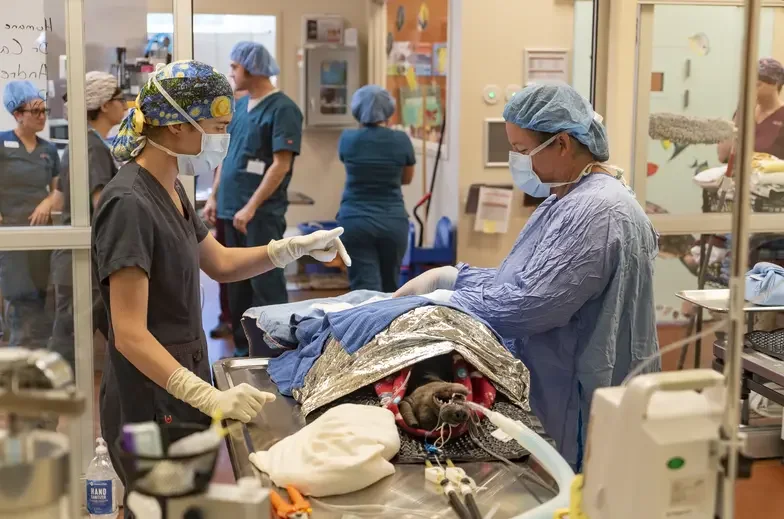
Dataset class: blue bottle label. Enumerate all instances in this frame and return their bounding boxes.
[86,479,113,515]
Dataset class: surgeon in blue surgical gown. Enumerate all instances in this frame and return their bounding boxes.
[395,82,660,470]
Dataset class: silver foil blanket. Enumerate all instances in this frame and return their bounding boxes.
[293,305,531,417]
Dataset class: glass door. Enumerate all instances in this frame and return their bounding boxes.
[631,0,784,365]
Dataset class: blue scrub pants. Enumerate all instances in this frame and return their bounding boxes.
[223,215,288,357]
[339,217,409,292]
[0,250,52,349]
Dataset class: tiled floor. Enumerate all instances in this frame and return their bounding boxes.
[87,276,784,517]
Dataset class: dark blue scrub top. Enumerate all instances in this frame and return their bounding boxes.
[337,126,415,224]
[0,129,60,225]
[217,92,303,220]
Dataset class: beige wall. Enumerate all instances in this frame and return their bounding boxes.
[455,0,575,267]
[148,0,371,226]
[771,8,784,64]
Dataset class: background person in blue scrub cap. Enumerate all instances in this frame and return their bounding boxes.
[203,41,303,357]
[0,80,60,349]
[395,82,660,471]
[337,85,415,291]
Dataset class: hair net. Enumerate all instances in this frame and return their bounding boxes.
[111,60,234,162]
[3,80,44,114]
[503,82,610,162]
[230,41,280,77]
[350,85,396,124]
[85,71,119,111]
[759,57,784,86]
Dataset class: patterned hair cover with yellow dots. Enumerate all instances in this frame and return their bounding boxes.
[112,60,234,162]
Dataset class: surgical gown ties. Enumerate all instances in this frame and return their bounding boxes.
[449,174,661,470]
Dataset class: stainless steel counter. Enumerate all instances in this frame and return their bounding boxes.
[676,288,784,313]
[213,357,556,519]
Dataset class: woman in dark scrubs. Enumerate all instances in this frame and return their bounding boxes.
[97,61,349,512]
[718,57,784,161]
[50,71,126,370]
[0,80,60,348]
[337,85,415,291]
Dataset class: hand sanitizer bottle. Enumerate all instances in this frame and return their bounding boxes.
[86,438,119,518]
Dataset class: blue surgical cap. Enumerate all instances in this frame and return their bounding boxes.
[503,82,610,162]
[351,85,395,124]
[3,80,43,114]
[230,41,280,77]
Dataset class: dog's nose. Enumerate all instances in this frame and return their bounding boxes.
[454,409,468,422]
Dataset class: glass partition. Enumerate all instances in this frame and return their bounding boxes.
[632,2,784,361]
[1,3,61,230]
[644,5,776,216]
[146,11,278,196]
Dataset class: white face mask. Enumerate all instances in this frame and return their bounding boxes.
[146,75,231,176]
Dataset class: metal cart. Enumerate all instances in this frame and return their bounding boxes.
[676,289,784,459]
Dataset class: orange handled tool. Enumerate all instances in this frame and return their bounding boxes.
[270,486,312,519]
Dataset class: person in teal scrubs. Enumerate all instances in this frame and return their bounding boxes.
[337,85,415,291]
[203,41,303,357]
[0,80,60,348]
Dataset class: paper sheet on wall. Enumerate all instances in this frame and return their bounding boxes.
[474,186,513,234]
[0,7,51,134]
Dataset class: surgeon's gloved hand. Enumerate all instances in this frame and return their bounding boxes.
[422,289,455,304]
[166,367,275,423]
[267,227,352,268]
[394,266,459,297]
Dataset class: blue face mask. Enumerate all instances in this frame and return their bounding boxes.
[509,134,577,197]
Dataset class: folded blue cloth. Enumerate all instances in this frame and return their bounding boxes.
[244,290,386,350]
[267,296,496,396]
[745,262,784,306]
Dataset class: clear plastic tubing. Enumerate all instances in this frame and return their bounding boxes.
[465,402,574,519]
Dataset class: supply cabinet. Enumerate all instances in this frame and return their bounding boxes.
[300,46,360,128]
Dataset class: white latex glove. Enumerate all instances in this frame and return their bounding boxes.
[393,266,459,297]
[422,289,455,304]
[166,367,275,423]
[267,227,352,268]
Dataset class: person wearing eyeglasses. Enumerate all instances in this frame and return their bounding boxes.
[0,80,61,349]
[49,72,126,369]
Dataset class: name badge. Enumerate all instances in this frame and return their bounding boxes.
[3,141,19,149]
[246,160,266,176]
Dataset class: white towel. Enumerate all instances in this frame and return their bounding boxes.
[249,404,399,497]
[693,165,726,189]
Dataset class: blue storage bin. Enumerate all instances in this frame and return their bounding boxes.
[297,220,339,235]
[399,217,456,286]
